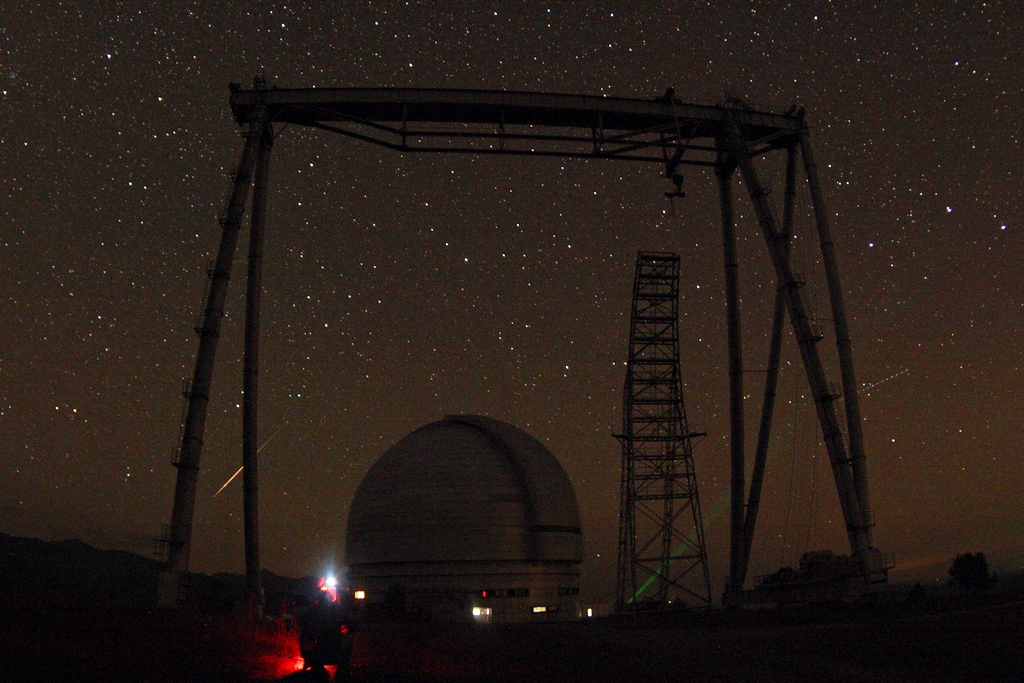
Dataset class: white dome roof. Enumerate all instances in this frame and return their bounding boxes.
[345,415,583,567]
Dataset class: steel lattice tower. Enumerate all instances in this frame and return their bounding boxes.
[616,252,711,611]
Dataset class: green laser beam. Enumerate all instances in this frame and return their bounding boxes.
[628,491,729,603]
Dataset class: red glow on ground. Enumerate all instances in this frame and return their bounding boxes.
[247,627,306,680]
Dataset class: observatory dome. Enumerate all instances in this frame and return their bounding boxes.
[344,415,584,622]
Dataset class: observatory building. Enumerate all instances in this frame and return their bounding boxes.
[344,415,584,623]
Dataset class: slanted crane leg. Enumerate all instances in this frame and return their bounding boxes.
[158,90,269,607]
[799,132,874,547]
[724,125,870,570]
[739,144,797,588]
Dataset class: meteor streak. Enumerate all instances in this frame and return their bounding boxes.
[859,368,909,395]
[835,369,909,404]
[212,420,290,497]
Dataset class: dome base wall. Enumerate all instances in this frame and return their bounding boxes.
[349,559,581,623]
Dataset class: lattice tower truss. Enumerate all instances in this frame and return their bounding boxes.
[616,252,712,611]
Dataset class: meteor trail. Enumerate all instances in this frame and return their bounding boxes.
[859,368,909,395]
[212,420,290,497]
[835,369,909,404]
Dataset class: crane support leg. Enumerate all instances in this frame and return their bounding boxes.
[724,125,870,572]
[718,162,746,595]
[738,144,798,588]
[243,119,273,617]
[158,87,270,607]
[800,133,873,545]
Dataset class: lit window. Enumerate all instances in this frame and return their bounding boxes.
[353,590,365,600]
[472,607,482,616]
[532,606,547,613]
[587,608,593,617]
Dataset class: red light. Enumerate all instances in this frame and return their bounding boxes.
[318,575,339,603]
[340,624,349,634]
[251,628,305,679]
[481,590,487,597]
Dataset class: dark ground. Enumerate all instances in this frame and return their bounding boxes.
[1,595,1021,682]
[1,534,1021,682]
[339,598,1024,682]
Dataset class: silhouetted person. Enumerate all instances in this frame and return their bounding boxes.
[298,597,354,677]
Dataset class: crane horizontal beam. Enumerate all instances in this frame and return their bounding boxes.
[229,87,803,164]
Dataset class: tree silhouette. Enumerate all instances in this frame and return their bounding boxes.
[948,552,994,595]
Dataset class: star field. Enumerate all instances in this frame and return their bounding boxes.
[2,1,1022,600]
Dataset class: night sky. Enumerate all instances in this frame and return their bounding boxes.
[2,1,1022,602]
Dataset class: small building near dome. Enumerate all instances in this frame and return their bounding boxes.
[344,415,584,623]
